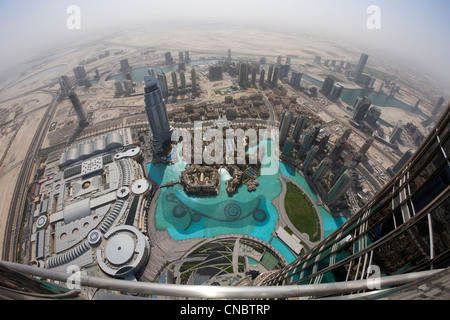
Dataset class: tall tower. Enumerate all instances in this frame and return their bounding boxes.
[321,76,335,96]
[157,72,169,99]
[389,120,404,143]
[271,66,280,87]
[290,72,302,87]
[191,68,197,91]
[432,97,445,117]
[267,65,274,84]
[279,111,294,147]
[353,96,372,121]
[302,146,318,172]
[179,70,186,90]
[144,76,173,155]
[59,75,72,96]
[292,116,307,143]
[171,71,178,95]
[68,91,88,127]
[259,69,265,86]
[312,157,332,184]
[355,53,369,83]
[120,59,130,72]
[238,62,249,86]
[327,169,354,204]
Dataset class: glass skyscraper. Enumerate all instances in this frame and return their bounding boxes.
[144,75,173,155]
[260,103,450,295]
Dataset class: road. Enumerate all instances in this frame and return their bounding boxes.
[2,91,60,262]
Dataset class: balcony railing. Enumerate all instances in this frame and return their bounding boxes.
[0,261,445,300]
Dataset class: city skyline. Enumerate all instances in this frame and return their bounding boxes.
[0,1,449,86]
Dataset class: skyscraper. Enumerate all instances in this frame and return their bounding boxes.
[144,76,173,155]
[209,65,223,81]
[312,157,332,184]
[59,75,72,96]
[279,111,294,147]
[330,83,344,100]
[157,72,169,99]
[191,68,197,91]
[329,138,346,163]
[365,106,382,125]
[73,66,87,81]
[165,52,174,65]
[292,116,307,143]
[321,76,335,96]
[290,72,302,87]
[302,146,318,172]
[120,59,130,72]
[179,70,186,89]
[267,64,274,84]
[259,103,450,290]
[432,97,446,117]
[271,66,280,87]
[355,53,369,83]
[171,71,178,94]
[299,132,314,159]
[279,64,290,78]
[353,96,372,121]
[389,120,404,143]
[326,169,354,204]
[68,91,88,127]
[238,62,249,86]
[259,69,265,86]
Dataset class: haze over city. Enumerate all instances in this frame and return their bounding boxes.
[1,0,449,85]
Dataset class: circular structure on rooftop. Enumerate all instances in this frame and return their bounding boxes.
[131,179,150,196]
[116,186,130,199]
[87,229,102,247]
[35,214,48,230]
[97,225,150,278]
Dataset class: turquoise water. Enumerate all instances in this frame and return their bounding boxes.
[148,140,282,243]
[147,139,346,260]
[270,237,296,263]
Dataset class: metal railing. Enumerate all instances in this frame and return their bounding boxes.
[0,261,445,300]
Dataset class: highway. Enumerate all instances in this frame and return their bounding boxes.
[1,90,60,262]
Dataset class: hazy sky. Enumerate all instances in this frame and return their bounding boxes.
[0,0,449,83]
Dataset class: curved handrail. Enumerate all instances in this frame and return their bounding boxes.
[0,261,444,299]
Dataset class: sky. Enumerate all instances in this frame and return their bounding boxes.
[0,0,449,84]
